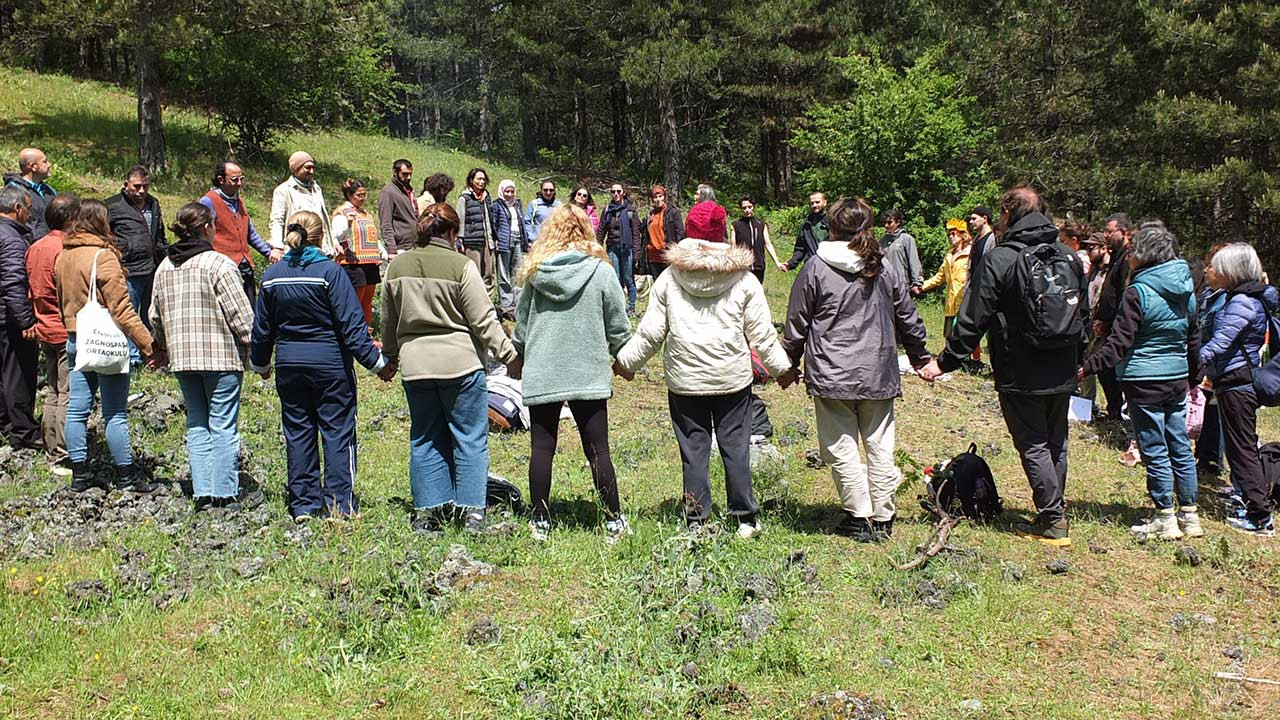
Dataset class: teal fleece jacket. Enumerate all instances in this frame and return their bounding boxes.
[514,251,632,405]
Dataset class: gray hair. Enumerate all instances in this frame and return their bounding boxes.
[1211,242,1264,287]
[1131,220,1178,266]
[0,185,30,214]
[695,184,716,203]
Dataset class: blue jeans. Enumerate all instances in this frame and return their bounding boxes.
[607,243,637,311]
[126,274,154,365]
[1130,396,1198,509]
[404,370,489,510]
[176,371,243,499]
[65,334,133,466]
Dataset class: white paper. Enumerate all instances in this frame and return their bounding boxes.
[1068,395,1093,423]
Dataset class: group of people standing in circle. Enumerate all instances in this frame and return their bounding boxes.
[3,143,1274,544]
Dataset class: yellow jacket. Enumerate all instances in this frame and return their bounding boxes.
[921,242,971,316]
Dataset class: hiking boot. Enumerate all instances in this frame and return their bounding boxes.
[237,488,265,510]
[839,514,875,543]
[1226,515,1276,538]
[113,465,159,494]
[1130,509,1183,541]
[871,516,895,541]
[410,508,445,534]
[1177,506,1204,538]
[193,496,215,513]
[463,509,487,534]
[604,515,631,544]
[1015,517,1072,547]
[529,518,550,542]
[69,461,104,493]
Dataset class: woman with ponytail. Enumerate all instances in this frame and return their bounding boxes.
[382,203,520,534]
[331,178,384,334]
[250,211,394,522]
[780,197,931,543]
[150,202,254,511]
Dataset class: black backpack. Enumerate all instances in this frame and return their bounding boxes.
[1260,443,1280,508]
[486,473,524,512]
[927,443,1003,522]
[1003,240,1086,350]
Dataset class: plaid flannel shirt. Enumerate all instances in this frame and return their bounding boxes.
[149,251,254,372]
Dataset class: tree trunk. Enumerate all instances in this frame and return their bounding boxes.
[611,82,629,160]
[478,58,492,152]
[657,83,682,198]
[135,43,166,172]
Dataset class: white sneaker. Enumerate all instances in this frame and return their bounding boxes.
[1131,510,1183,540]
[1177,507,1204,538]
[604,516,631,544]
[736,519,763,540]
[529,519,550,542]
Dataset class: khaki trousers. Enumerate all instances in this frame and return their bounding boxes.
[463,244,495,292]
[814,397,900,521]
[39,341,68,464]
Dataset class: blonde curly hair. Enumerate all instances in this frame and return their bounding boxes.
[517,204,610,285]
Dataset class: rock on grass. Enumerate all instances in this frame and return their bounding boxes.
[804,690,889,720]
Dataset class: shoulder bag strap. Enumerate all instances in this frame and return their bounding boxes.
[87,249,105,305]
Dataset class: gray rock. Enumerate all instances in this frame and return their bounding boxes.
[233,556,265,579]
[958,698,983,713]
[738,603,778,643]
[1223,645,1247,661]
[116,548,152,591]
[1045,558,1070,575]
[681,661,699,679]
[1173,545,1201,567]
[64,578,111,607]
[1168,612,1216,630]
[433,544,495,592]
[739,574,778,601]
[804,448,827,468]
[465,615,502,645]
[806,690,889,720]
[1000,561,1026,583]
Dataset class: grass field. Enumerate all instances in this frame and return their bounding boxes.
[1,67,1278,719]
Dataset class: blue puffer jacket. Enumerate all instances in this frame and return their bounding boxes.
[491,199,525,253]
[1200,281,1279,383]
[1117,259,1195,382]
[249,248,387,373]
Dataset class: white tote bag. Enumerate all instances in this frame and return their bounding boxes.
[72,250,132,375]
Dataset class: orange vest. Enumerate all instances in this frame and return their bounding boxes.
[204,190,253,267]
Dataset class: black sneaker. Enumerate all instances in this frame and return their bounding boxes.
[193,496,215,513]
[237,488,265,509]
[463,509,487,534]
[871,517,895,540]
[1015,517,1072,547]
[410,508,445,534]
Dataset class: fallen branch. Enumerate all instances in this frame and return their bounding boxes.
[1215,672,1280,687]
[896,477,964,571]
[896,515,963,571]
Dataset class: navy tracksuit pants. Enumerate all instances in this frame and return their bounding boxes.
[276,365,359,518]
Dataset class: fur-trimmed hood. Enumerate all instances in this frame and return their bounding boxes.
[665,238,754,297]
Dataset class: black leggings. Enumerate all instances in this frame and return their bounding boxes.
[528,399,620,521]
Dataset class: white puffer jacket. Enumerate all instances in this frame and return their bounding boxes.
[618,238,791,395]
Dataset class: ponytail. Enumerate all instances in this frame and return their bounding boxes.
[170,202,214,241]
[284,211,324,250]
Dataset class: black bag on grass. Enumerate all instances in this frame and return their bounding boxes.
[486,473,524,512]
[1260,442,1280,508]
[927,442,1003,522]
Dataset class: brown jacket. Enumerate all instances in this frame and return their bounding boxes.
[54,232,153,355]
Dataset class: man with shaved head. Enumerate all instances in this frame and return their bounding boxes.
[3,148,55,239]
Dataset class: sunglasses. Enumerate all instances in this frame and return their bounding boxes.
[576,192,588,198]
[610,189,624,194]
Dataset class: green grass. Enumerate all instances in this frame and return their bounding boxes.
[1,66,1279,719]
